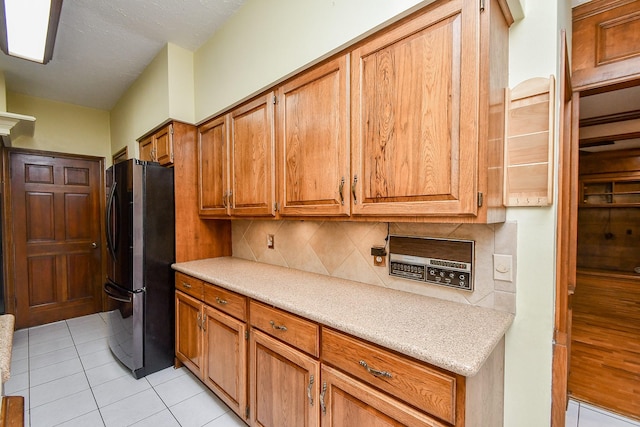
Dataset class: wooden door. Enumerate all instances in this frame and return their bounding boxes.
[139,136,155,162]
[350,0,478,217]
[250,329,320,427]
[229,92,276,217]
[198,116,229,217]
[154,125,173,166]
[9,151,103,328]
[552,31,576,427]
[175,291,204,377]
[277,55,350,217]
[203,305,247,420]
[320,365,445,427]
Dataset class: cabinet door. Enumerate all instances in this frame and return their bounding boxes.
[155,124,174,166]
[175,291,203,377]
[203,306,247,420]
[139,136,155,162]
[277,55,350,216]
[351,0,479,217]
[250,329,320,427]
[229,92,276,217]
[320,365,446,427]
[198,116,230,217]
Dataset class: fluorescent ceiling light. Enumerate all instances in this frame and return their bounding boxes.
[0,0,63,64]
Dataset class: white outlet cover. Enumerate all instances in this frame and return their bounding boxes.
[493,254,513,282]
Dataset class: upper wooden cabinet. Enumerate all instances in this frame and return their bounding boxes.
[197,0,510,222]
[138,123,174,166]
[199,93,276,218]
[229,92,276,217]
[573,0,640,91]
[277,55,350,217]
[351,0,506,220]
[198,116,229,217]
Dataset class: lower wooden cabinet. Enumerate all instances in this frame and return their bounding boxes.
[175,291,204,376]
[203,305,247,419]
[320,365,446,427]
[249,328,320,427]
[175,287,248,421]
[174,273,505,427]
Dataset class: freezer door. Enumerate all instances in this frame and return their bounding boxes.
[104,281,144,374]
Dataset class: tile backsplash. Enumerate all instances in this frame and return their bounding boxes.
[232,220,517,313]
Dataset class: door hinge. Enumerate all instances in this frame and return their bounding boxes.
[480,0,485,12]
[245,406,250,419]
[478,192,484,207]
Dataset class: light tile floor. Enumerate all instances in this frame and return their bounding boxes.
[4,313,247,427]
[566,399,640,427]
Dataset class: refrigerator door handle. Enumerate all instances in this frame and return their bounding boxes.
[104,282,132,303]
[106,181,118,261]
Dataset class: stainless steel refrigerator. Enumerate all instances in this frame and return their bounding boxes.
[104,159,175,379]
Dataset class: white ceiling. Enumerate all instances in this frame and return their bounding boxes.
[0,0,245,111]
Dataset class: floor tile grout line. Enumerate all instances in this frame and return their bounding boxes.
[66,316,109,427]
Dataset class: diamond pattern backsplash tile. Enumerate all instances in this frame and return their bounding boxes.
[232,220,517,313]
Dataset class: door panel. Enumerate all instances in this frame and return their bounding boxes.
[229,93,276,217]
[9,151,103,328]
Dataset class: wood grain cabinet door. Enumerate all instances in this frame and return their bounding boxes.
[139,136,155,162]
[229,92,276,217]
[175,291,204,377]
[350,0,479,217]
[154,124,173,166]
[198,116,230,217]
[320,365,447,427]
[277,55,350,217]
[203,305,247,421]
[250,329,320,427]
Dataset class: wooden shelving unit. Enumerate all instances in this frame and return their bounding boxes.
[580,176,640,207]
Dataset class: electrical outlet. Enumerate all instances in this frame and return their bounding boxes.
[267,234,274,249]
[493,254,512,281]
[373,255,386,267]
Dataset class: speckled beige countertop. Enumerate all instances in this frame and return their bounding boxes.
[172,257,514,377]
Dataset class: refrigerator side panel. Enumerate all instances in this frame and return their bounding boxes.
[140,163,175,376]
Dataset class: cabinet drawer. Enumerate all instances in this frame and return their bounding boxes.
[249,301,319,357]
[321,328,457,424]
[175,272,204,300]
[204,283,247,321]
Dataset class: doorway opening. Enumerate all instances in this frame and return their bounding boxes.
[569,82,640,422]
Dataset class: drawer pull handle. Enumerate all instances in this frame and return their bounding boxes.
[181,282,192,289]
[197,312,202,329]
[215,296,228,305]
[338,177,345,205]
[202,313,207,331]
[359,360,392,379]
[307,375,314,406]
[269,320,288,331]
[319,382,327,414]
